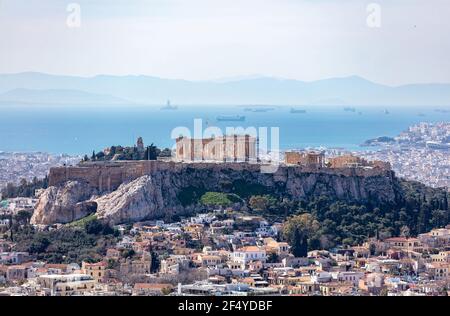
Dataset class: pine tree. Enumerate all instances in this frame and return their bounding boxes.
[150,251,160,273]
[148,143,158,160]
[291,228,308,257]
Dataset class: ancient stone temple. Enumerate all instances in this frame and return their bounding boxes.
[284,150,325,168]
[328,155,391,170]
[328,155,368,168]
[175,135,257,162]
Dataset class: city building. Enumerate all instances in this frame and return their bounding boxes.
[231,246,267,269]
[82,261,107,283]
[37,274,95,296]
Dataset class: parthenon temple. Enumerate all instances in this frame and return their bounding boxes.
[175,135,257,162]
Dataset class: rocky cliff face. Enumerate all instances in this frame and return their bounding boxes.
[31,181,97,225]
[95,175,166,225]
[31,163,398,225]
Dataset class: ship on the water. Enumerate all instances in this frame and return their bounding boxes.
[243,106,275,112]
[216,115,246,122]
[251,108,273,113]
[343,107,356,112]
[161,100,178,110]
[290,108,307,114]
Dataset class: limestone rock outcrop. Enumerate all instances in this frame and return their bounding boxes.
[31,181,97,225]
[31,162,399,226]
[95,175,166,225]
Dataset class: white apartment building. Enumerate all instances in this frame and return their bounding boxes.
[231,246,266,269]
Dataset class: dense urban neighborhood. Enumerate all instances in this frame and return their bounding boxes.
[1,205,450,296]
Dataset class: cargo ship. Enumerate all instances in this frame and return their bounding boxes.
[290,108,307,114]
[161,100,178,110]
[216,115,246,122]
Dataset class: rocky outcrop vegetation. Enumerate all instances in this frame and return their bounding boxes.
[31,163,401,226]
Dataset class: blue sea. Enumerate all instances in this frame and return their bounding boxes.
[0,105,449,155]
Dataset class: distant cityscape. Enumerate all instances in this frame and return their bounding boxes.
[360,122,450,190]
[0,152,81,191]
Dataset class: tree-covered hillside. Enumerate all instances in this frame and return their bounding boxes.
[180,178,449,249]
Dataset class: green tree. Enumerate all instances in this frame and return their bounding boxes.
[200,192,232,208]
[283,214,320,257]
[369,243,376,256]
[249,195,277,212]
[121,249,135,259]
[150,251,160,273]
[85,219,114,235]
[158,148,172,158]
[266,252,279,263]
[95,151,105,161]
[146,143,159,160]
[13,210,32,226]
[288,228,308,257]
[28,236,51,253]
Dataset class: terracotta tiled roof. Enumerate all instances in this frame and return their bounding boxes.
[45,264,67,270]
[237,246,263,252]
[83,261,107,267]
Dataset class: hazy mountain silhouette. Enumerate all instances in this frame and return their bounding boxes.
[0,87,131,106]
[0,72,449,106]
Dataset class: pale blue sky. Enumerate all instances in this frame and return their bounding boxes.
[0,0,449,85]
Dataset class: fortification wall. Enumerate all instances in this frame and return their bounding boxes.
[48,161,392,193]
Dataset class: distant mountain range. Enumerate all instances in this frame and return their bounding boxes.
[0,88,130,106]
[1,72,450,106]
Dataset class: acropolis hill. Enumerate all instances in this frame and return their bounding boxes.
[32,159,398,226]
[48,160,393,193]
[48,135,392,193]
